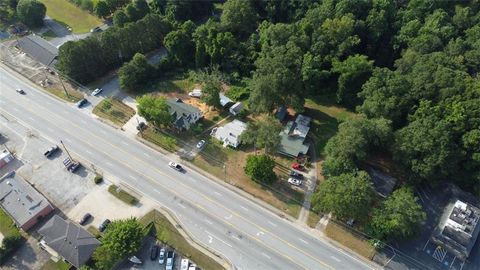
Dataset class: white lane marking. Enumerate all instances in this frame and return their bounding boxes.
[214,191,222,197]
[205,231,233,247]
[187,177,197,182]
[105,161,113,167]
[224,214,232,220]
[208,235,213,244]
[231,234,241,241]
[121,141,129,146]
[85,149,92,155]
[299,238,309,245]
[178,203,187,209]
[330,256,341,262]
[12,107,19,112]
[256,231,265,237]
[64,138,72,143]
[205,219,213,225]
[46,127,54,132]
[80,119,87,124]
[240,206,249,211]
[268,221,277,227]
[143,152,151,157]
[28,116,34,121]
[128,174,136,180]
[100,130,107,135]
[261,253,271,260]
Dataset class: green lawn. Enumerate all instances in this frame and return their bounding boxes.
[0,208,21,238]
[142,127,179,152]
[139,210,226,270]
[45,87,84,103]
[40,0,102,33]
[325,221,376,259]
[304,95,358,157]
[40,259,71,270]
[154,78,195,94]
[108,185,139,205]
[93,98,135,126]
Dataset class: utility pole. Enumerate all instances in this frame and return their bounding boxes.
[60,140,73,161]
[136,117,143,137]
[58,75,70,98]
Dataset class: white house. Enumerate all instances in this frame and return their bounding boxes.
[166,98,202,130]
[211,120,247,148]
[229,102,243,116]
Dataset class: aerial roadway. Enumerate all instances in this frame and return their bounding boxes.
[0,66,376,270]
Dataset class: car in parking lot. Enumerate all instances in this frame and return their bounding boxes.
[150,245,159,260]
[165,251,175,270]
[181,259,189,270]
[76,98,88,108]
[196,139,206,149]
[43,145,59,157]
[291,163,303,170]
[79,213,92,225]
[168,161,183,172]
[91,88,102,96]
[188,263,197,270]
[98,219,111,232]
[90,26,102,33]
[288,177,302,186]
[63,157,80,172]
[16,88,25,94]
[289,170,304,179]
[158,248,166,264]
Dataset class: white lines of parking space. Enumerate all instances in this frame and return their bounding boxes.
[423,239,466,270]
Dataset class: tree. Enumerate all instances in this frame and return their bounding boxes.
[93,218,143,270]
[118,53,154,92]
[244,154,276,184]
[201,79,221,108]
[221,0,258,35]
[94,0,109,18]
[113,9,128,27]
[311,171,375,221]
[322,118,392,177]
[240,115,282,153]
[368,187,426,241]
[332,54,373,107]
[136,95,172,127]
[16,0,46,27]
[163,20,195,65]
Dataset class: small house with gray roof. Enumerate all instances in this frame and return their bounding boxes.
[0,172,53,231]
[39,215,100,268]
[277,114,311,158]
[17,35,58,67]
[166,98,202,130]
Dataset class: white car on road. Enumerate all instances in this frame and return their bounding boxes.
[168,161,183,171]
[91,88,103,96]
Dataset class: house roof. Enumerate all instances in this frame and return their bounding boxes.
[0,172,53,228]
[39,215,100,268]
[17,35,58,66]
[276,106,288,121]
[219,93,233,107]
[277,122,310,157]
[229,102,243,114]
[166,98,201,116]
[365,166,397,198]
[295,114,311,127]
[213,120,247,147]
[432,200,480,260]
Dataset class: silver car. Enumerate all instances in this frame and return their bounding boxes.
[158,248,166,264]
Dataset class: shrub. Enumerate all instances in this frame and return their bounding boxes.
[0,235,23,264]
[94,174,103,184]
[212,116,220,121]
[108,185,138,205]
[226,85,250,101]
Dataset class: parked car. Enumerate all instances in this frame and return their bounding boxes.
[158,248,166,264]
[43,145,59,157]
[150,245,159,260]
[63,157,80,172]
[168,161,183,171]
[196,140,206,149]
[166,251,175,270]
[289,170,304,179]
[180,259,189,270]
[98,219,111,232]
[288,177,302,186]
[188,89,202,98]
[91,88,102,96]
[188,263,197,270]
[79,213,92,225]
[90,26,102,33]
[76,98,88,108]
[291,163,303,170]
[136,122,146,131]
[128,256,142,264]
[16,88,25,94]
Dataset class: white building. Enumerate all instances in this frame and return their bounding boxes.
[211,120,247,148]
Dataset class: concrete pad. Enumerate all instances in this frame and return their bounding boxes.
[67,185,156,228]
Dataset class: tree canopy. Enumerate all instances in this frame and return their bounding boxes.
[136,95,171,127]
[16,0,46,27]
[244,154,277,184]
[240,115,282,153]
[118,53,155,92]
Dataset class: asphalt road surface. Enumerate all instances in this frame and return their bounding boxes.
[0,66,376,270]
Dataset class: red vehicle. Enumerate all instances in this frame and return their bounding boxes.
[291,163,303,170]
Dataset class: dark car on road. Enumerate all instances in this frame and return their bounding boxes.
[98,219,111,232]
[79,213,92,225]
[76,98,88,108]
[150,245,159,260]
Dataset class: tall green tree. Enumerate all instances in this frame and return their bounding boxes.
[368,187,426,241]
[311,171,375,221]
[94,0,109,18]
[244,154,276,184]
[118,53,154,92]
[113,9,128,27]
[240,115,282,153]
[16,0,46,27]
[93,218,143,270]
[332,54,373,107]
[201,79,221,108]
[163,20,195,65]
[221,0,258,35]
[136,95,172,127]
